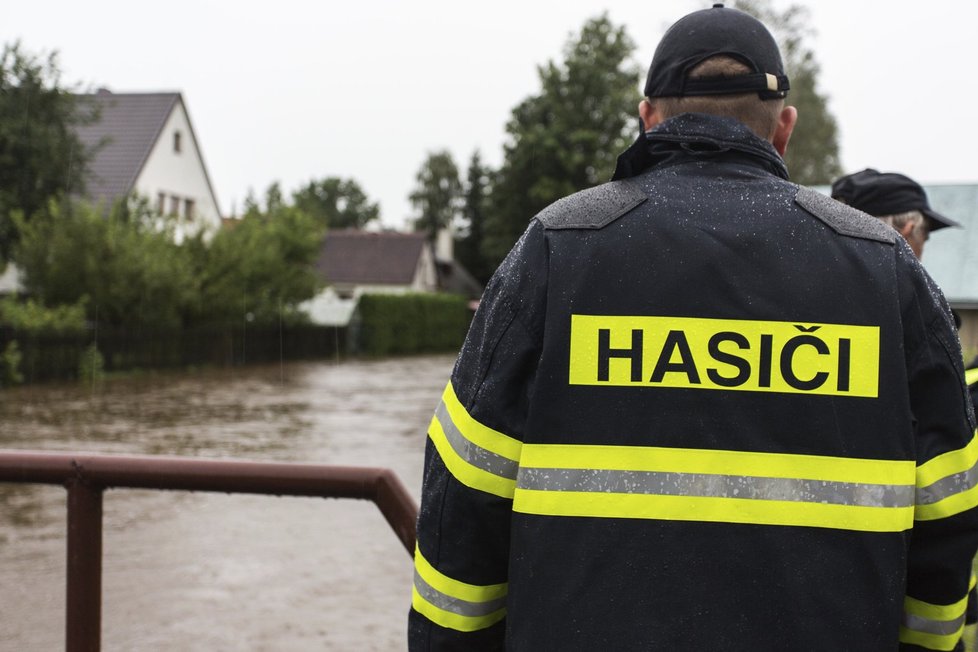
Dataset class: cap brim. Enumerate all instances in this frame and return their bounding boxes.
[923,207,960,230]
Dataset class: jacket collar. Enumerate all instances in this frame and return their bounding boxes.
[611,113,789,182]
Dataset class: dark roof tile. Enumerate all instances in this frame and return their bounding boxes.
[317,230,427,285]
[74,92,179,206]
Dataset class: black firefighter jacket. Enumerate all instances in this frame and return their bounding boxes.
[409,113,978,651]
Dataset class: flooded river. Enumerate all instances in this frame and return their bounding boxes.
[0,354,455,651]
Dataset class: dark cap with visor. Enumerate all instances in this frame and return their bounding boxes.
[831,168,960,231]
[644,3,789,100]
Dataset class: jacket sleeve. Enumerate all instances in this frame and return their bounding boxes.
[408,221,548,651]
[897,244,978,652]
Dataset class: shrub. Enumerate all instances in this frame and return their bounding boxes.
[78,343,104,383]
[357,293,471,356]
[0,296,87,333]
[1,340,24,386]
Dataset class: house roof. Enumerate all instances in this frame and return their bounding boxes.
[74,91,180,206]
[436,259,484,299]
[316,230,428,285]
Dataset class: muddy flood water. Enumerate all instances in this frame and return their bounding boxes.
[0,354,456,651]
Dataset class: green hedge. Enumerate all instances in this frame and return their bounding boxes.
[357,293,472,356]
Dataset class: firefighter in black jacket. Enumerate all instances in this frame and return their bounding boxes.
[410,5,978,651]
[832,169,977,645]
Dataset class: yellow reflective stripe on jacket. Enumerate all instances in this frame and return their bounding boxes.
[965,367,978,387]
[427,382,522,499]
[915,431,978,521]
[512,443,916,532]
[899,590,971,651]
[412,546,507,632]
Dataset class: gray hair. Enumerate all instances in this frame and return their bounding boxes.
[878,210,926,235]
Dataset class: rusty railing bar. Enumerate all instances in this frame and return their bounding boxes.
[0,450,419,651]
[374,468,418,554]
[2,451,377,495]
[0,450,419,556]
[0,450,418,554]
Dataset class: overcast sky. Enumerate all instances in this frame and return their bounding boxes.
[3,1,976,228]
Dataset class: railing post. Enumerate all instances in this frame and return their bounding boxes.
[373,470,418,557]
[0,450,421,647]
[66,478,103,652]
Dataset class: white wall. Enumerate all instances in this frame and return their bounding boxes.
[0,263,22,295]
[134,98,222,240]
[302,284,424,327]
[414,244,438,291]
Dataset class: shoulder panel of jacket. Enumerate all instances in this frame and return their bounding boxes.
[794,186,896,244]
[535,178,647,230]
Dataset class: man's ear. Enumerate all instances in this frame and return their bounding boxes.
[639,98,662,132]
[772,105,798,157]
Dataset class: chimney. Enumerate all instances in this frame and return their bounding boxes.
[435,226,454,263]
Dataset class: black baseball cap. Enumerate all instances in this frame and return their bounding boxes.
[645,3,789,100]
[830,168,959,230]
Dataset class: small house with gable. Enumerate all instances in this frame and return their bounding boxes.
[74,89,222,239]
[302,230,437,326]
[301,229,482,326]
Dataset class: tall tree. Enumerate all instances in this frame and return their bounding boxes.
[184,204,325,327]
[410,150,462,244]
[263,181,285,214]
[242,188,261,217]
[0,42,95,263]
[482,15,641,266]
[735,0,842,185]
[455,151,494,285]
[292,177,379,230]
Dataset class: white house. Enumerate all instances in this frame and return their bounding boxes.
[302,230,438,326]
[300,228,484,326]
[74,89,222,239]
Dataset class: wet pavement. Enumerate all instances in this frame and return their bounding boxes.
[0,354,455,650]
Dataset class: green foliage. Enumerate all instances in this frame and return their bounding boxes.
[0,296,86,333]
[14,195,325,333]
[455,151,495,285]
[186,203,325,327]
[482,15,641,266]
[292,177,380,229]
[263,182,285,214]
[0,42,96,263]
[734,0,842,185]
[14,199,195,329]
[1,340,24,386]
[242,188,261,215]
[77,342,104,383]
[357,293,470,356]
[410,151,462,244]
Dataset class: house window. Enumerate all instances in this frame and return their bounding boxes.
[173,130,182,153]
[170,195,181,216]
[157,192,166,215]
[184,199,195,220]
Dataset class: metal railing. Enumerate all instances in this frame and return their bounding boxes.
[0,450,419,652]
